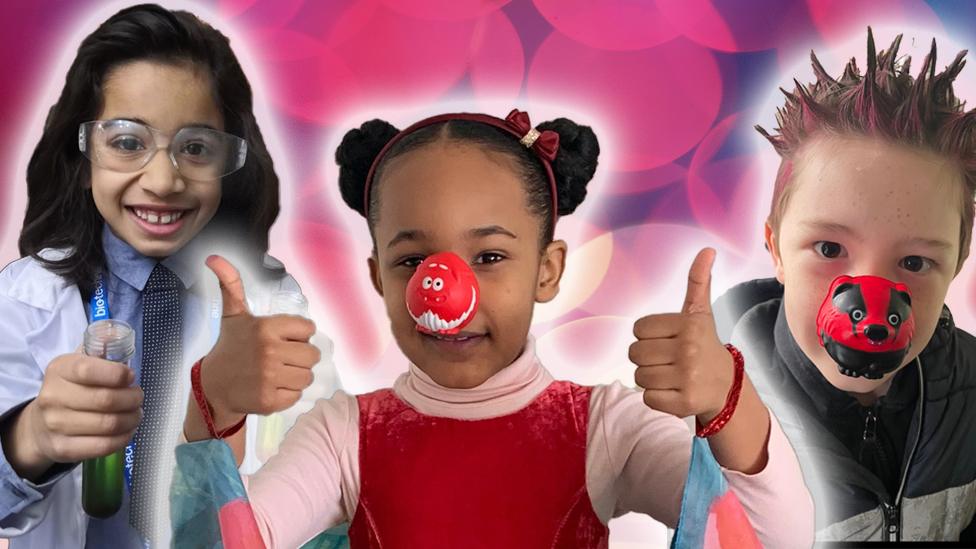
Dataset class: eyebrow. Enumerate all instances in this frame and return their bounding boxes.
[387,229,426,249]
[386,225,518,249]
[801,220,954,251]
[468,225,518,240]
[904,236,954,251]
[798,220,856,235]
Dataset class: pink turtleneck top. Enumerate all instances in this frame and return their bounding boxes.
[242,337,815,548]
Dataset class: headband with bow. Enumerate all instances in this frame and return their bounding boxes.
[362,109,561,230]
[504,109,560,162]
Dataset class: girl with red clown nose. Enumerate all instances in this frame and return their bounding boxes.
[173,109,814,548]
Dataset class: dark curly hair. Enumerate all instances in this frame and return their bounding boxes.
[335,114,600,249]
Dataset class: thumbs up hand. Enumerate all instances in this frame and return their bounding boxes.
[200,255,321,421]
[629,248,734,422]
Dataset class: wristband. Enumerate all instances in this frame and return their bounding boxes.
[191,357,246,439]
[695,343,745,438]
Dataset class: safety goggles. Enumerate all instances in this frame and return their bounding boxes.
[79,119,248,181]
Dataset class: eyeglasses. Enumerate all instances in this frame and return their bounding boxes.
[78,119,248,180]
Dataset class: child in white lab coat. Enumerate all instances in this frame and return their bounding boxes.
[0,4,322,548]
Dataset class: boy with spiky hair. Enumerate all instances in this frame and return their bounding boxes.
[714,28,976,542]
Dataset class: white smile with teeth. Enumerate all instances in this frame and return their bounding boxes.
[410,287,477,334]
[132,208,184,225]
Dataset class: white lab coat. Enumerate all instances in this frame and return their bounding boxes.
[0,249,330,548]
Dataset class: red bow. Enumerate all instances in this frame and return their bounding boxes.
[504,109,560,162]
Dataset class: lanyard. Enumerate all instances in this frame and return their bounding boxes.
[91,266,222,547]
[90,274,136,494]
[90,274,111,322]
[89,270,222,471]
[89,273,148,548]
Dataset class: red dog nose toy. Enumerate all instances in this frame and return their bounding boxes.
[816,275,915,379]
[406,252,479,335]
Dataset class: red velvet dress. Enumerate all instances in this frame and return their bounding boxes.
[348,380,609,548]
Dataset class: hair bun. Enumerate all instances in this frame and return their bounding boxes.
[336,119,400,216]
[537,118,600,216]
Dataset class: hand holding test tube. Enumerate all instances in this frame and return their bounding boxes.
[81,319,136,518]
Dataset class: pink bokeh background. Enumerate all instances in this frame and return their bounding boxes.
[2,1,975,546]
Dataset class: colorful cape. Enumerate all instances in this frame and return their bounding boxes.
[171,436,761,548]
[671,436,763,549]
[171,439,348,549]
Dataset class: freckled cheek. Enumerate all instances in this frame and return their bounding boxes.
[784,289,819,343]
[782,265,835,351]
[784,263,836,317]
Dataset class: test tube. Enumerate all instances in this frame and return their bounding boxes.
[81,319,135,518]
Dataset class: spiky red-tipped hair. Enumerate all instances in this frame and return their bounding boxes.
[757,28,976,269]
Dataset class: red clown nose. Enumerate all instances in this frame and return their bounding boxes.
[406,252,479,335]
[816,275,915,379]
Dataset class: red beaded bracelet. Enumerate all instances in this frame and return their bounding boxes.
[695,343,745,438]
[191,357,246,439]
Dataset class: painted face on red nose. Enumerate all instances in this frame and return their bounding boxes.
[816,275,915,379]
[406,252,480,335]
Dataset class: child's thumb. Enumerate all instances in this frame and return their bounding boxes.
[682,248,716,315]
[206,254,250,317]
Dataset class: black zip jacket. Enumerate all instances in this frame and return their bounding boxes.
[714,278,976,542]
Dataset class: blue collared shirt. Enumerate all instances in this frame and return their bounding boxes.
[0,225,208,548]
[85,226,207,548]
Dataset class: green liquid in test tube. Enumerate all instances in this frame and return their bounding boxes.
[81,319,135,518]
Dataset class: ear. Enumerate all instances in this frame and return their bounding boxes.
[367,254,384,297]
[536,239,568,303]
[764,221,786,284]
